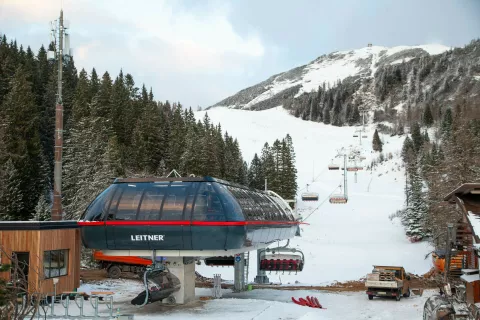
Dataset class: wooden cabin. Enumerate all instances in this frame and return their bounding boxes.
[445,183,480,304]
[444,183,480,270]
[0,221,80,295]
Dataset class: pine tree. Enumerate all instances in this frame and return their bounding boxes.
[423,104,434,127]
[271,139,284,193]
[72,69,91,122]
[1,66,43,219]
[281,137,298,201]
[372,129,383,152]
[323,106,331,124]
[411,122,423,152]
[166,106,186,172]
[331,94,343,126]
[401,136,415,164]
[33,194,51,221]
[403,162,428,241]
[261,143,276,191]
[248,153,264,190]
[0,159,24,220]
[441,108,453,137]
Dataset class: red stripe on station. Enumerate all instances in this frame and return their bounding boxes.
[78,220,306,227]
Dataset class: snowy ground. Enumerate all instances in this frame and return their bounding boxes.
[44,279,434,319]
[194,106,433,285]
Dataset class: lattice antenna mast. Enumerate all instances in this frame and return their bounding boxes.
[48,10,72,221]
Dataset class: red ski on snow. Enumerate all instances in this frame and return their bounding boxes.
[291,296,326,309]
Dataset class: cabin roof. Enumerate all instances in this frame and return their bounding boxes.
[0,220,79,230]
[444,183,480,203]
[113,176,265,193]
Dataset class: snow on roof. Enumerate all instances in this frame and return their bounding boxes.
[467,211,480,238]
[460,273,480,283]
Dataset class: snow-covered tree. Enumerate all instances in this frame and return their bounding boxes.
[33,194,51,221]
[372,129,383,152]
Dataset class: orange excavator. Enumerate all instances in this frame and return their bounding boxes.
[93,250,153,278]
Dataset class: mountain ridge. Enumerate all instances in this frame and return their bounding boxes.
[209,39,480,129]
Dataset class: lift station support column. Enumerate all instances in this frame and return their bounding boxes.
[233,253,246,292]
[166,257,195,304]
[254,249,269,284]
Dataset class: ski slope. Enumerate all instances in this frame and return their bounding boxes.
[194,107,433,285]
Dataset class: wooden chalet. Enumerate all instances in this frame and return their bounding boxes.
[444,183,480,304]
[0,221,80,295]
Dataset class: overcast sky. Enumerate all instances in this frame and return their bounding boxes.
[1,0,479,108]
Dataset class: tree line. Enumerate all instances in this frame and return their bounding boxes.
[0,34,298,221]
[399,96,480,244]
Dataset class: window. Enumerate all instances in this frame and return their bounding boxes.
[138,182,169,220]
[81,185,116,221]
[246,191,268,220]
[213,183,243,221]
[228,187,257,220]
[161,182,191,220]
[107,187,123,220]
[115,184,148,220]
[192,182,225,221]
[44,250,68,278]
[183,182,199,219]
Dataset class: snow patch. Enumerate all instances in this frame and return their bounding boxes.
[473,75,480,81]
[391,57,414,65]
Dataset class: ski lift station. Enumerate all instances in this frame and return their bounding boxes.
[0,175,306,309]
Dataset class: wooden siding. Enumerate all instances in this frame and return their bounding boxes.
[0,228,80,295]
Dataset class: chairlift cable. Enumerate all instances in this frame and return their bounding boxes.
[302,185,339,222]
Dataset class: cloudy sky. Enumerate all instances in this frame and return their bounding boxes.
[1,0,479,108]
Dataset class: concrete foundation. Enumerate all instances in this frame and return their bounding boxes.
[163,257,195,304]
[233,253,246,292]
[254,249,269,284]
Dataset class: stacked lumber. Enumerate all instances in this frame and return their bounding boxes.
[379,271,395,281]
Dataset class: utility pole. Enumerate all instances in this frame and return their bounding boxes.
[48,10,71,220]
[444,223,454,283]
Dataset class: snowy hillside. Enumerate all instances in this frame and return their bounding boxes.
[211,44,450,110]
[194,107,433,285]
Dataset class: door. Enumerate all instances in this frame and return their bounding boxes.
[12,252,29,290]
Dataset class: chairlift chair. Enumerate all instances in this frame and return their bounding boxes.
[353,134,359,137]
[259,249,305,273]
[302,192,319,201]
[346,166,358,172]
[362,135,368,138]
[328,160,340,170]
[329,194,348,204]
[356,166,364,171]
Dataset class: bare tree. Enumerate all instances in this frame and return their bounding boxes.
[0,246,47,320]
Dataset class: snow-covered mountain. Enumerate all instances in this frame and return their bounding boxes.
[211,44,451,111]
